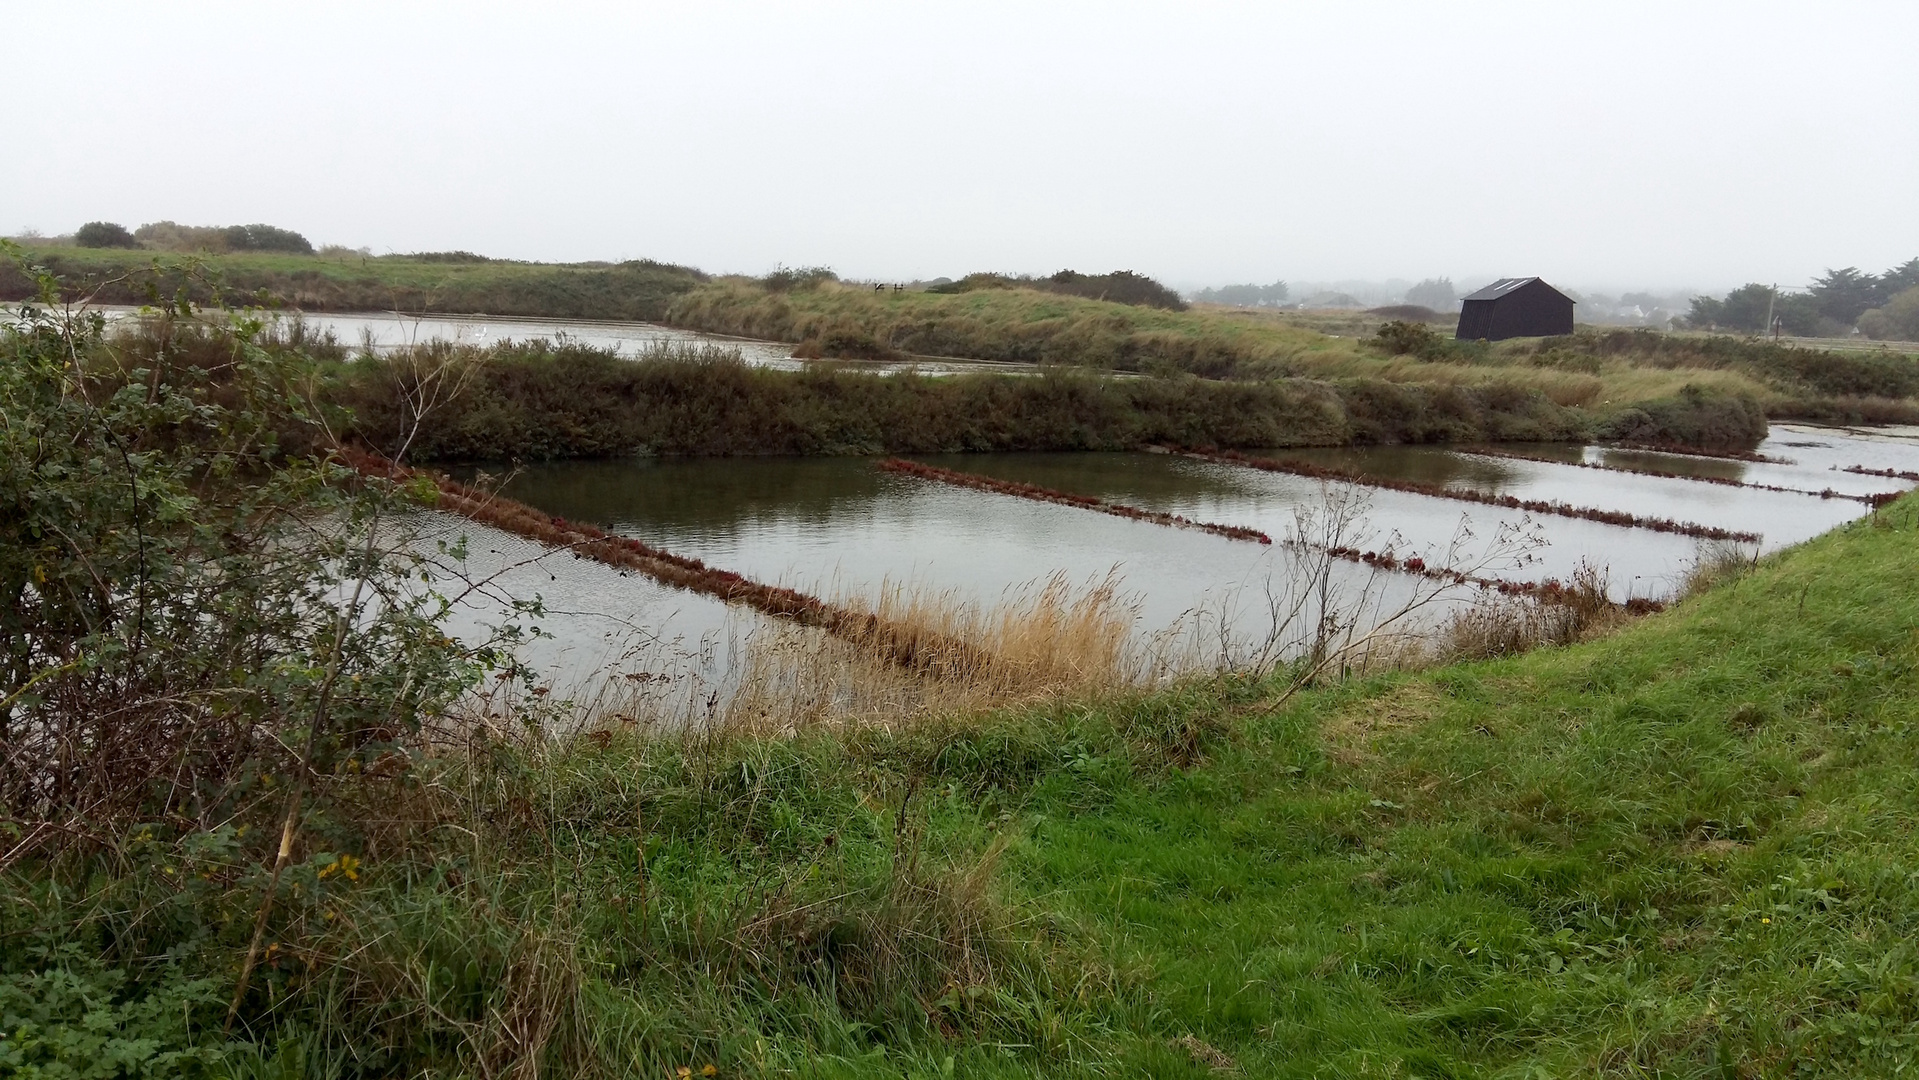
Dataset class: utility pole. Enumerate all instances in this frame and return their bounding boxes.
[1765,284,1778,341]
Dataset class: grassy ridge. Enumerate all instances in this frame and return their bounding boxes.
[0,247,707,321]
[333,342,1593,461]
[999,495,1919,1075]
[665,278,1368,379]
[666,279,1919,426]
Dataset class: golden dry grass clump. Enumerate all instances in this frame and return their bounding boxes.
[573,571,1144,735]
[726,572,1139,732]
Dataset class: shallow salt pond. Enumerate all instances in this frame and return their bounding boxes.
[435,425,1917,690]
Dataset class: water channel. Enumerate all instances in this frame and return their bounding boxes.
[150,308,1024,376]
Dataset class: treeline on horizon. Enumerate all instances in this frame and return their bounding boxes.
[1686,258,1919,340]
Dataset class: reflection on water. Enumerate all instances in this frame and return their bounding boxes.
[438,427,1917,695]
[293,310,803,366]
[94,305,1031,375]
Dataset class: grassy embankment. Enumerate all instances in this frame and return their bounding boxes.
[332,340,1594,461]
[0,246,707,321]
[666,279,1919,428]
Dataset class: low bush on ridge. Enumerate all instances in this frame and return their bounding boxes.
[334,340,1604,461]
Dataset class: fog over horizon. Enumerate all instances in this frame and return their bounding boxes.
[7,2,1915,297]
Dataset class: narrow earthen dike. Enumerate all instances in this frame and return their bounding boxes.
[1461,446,1902,506]
[880,457,1663,614]
[878,457,1273,544]
[1844,463,1919,484]
[337,448,988,676]
[1175,447,1763,544]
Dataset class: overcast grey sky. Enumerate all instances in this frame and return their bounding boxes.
[7,1,1915,292]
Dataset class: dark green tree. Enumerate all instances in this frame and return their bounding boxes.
[222,223,314,254]
[1687,283,1775,332]
[1880,257,1919,296]
[1809,267,1882,325]
[1775,292,1828,336]
[1046,270,1187,310]
[74,221,139,248]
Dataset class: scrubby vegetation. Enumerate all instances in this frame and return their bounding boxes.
[926,269,1187,311]
[662,276,1918,433]
[11,240,1919,443]
[9,276,1919,1075]
[73,221,139,249]
[1508,329,1919,426]
[0,246,708,322]
[334,339,1593,461]
[1860,286,1919,343]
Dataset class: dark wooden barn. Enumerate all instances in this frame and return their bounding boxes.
[1455,277,1575,340]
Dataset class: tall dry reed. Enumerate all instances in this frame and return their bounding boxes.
[570,572,1144,734]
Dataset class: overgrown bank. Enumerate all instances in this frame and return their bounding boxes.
[334,341,1601,460]
[665,278,1919,426]
[0,247,708,321]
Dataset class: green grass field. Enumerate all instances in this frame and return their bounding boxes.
[729,493,1919,1077]
[971,497,1919,1076]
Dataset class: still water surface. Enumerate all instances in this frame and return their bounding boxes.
[429,424,1917,691]
[282,310,1025,375]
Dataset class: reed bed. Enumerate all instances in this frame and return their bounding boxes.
[718,574,1142,731]
[878,457,1272,543]
[1461,445,1896,504]
[335,447,990,676]
[498,570,1148,735]
[1175,447,1763,543]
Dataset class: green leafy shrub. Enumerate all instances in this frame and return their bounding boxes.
[0,947,230,1078]
[927,270,1186,310]
[74,221,138,249]
[1595,383,1769,450]
[1859,286,1919,342]
[220,224,313,254]
[1370,319,1451,360]
[761,265,838,292]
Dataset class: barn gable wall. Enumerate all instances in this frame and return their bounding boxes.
[1455,278,1574,341]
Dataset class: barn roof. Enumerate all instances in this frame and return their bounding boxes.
[1461,277,1574,303]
